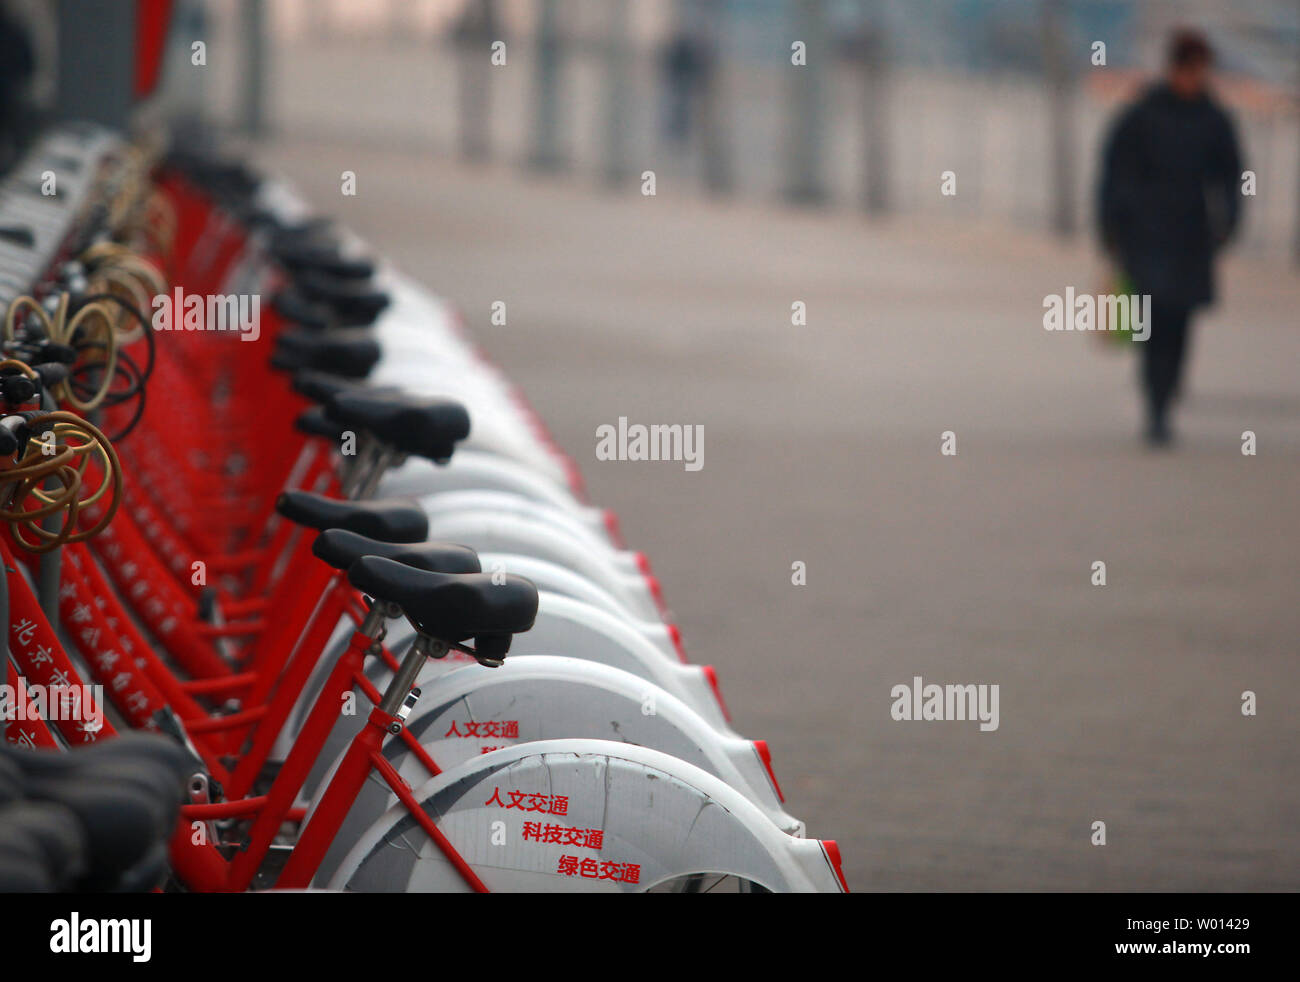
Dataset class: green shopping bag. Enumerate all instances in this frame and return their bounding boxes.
[1097,270,1138,345]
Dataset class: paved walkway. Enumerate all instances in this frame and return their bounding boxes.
[255,134,1300,890]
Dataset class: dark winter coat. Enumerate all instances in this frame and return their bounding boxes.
[1098,83,1243,307]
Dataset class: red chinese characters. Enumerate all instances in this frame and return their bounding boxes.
[521,822,603,849]
[556,856,640,884]
[444,720,520,739]
[483,787,569,816]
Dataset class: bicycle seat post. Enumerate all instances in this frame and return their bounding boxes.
[357,597,401,640]
[337,430,378,499]
[377,633,447,730]
[351,443,405,501]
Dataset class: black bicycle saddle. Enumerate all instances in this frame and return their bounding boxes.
[325,390,470,462]
[313,528,480,575]
[0,734,193,891]
[296,406,346,441]
[276,490,428,542]
[347,556,538,658]
[272,289,332,331]
[273,242,375,281]
[294,269,390,325]
[271,330,381,378]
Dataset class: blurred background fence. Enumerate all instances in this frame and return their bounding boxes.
[183,0,1300,261]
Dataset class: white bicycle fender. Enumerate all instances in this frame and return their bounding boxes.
[325,739,847,893]
[306,655,802,883]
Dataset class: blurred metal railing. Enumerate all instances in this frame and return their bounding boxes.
[191,0,1299,261]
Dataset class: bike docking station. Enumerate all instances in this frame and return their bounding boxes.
[0,126,848,902]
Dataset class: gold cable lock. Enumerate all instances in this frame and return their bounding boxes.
[0,410,122,553]
[79,244,168,345]
[3,293,120,411]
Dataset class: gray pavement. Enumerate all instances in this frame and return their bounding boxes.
[254,135,1300,891]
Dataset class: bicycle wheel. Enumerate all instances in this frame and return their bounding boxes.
[326,739,845,893]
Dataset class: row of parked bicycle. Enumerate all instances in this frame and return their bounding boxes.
[0,123,847,892]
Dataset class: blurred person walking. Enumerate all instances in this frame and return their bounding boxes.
[1098,29,1243,447]
[660,29,715,144]
[454,0,501,161]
